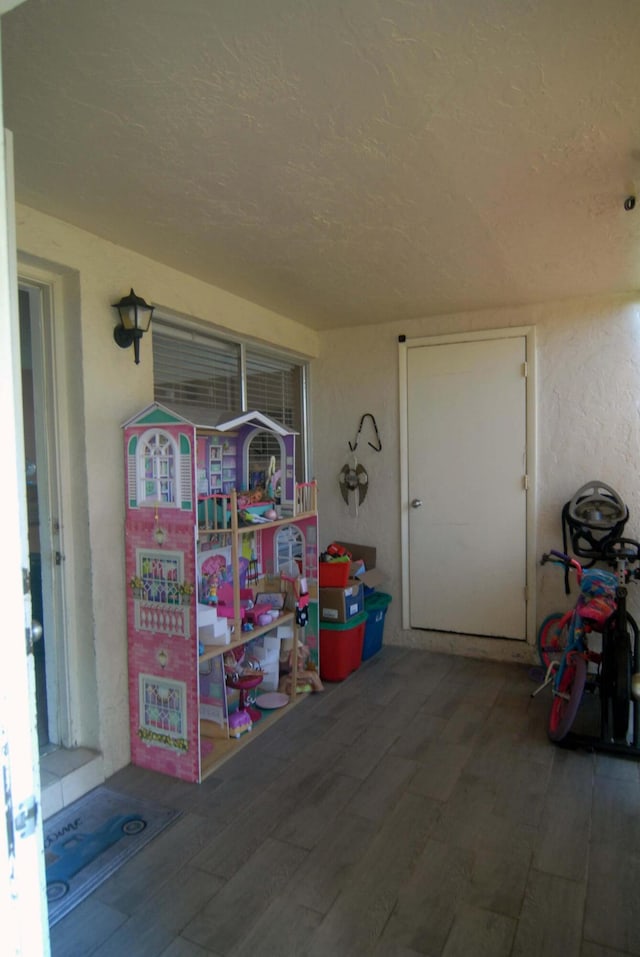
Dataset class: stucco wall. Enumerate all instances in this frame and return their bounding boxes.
[15,200,640,776]
[16,205,319,777]
[312,295,640,663]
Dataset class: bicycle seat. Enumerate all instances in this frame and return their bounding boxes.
[602,537,640,559]
[601,538,640,576]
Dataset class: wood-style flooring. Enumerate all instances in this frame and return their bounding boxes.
[49,646,640,957]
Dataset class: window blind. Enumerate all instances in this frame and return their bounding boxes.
[245,348,302,431]
[153,325,241,414]
[152,320,308,480]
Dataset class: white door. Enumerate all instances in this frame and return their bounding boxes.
[403,333,529,640]
[1,128,50,952]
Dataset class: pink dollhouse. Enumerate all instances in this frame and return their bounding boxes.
[122,402,319,782]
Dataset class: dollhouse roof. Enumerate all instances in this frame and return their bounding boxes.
[122,401,296,436]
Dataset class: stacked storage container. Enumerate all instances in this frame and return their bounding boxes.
[318,557,365,681]
[318,612,367,681]
[362,592,392,660]
[319,543,389,679]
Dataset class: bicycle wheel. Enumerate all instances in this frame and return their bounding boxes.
[602,613,637,740]
[548,653,587,742]
[537,613,570,670]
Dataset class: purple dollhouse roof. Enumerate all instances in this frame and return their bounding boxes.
[122,401,296,436]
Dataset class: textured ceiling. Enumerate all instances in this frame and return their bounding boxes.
[3,0,640,331]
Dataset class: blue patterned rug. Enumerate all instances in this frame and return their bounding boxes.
[44,785,181,925]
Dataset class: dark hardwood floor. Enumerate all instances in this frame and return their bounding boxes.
[49,646,640,957]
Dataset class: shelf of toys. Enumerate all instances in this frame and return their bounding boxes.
[122,403,320,782]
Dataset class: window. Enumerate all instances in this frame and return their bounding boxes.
[245,348,303,433]
[153,324,241,413]
[275,525,304,576]
[152,319,309,480]
[138,429,178,504]
[139,674,188,749]
[247,431,282,495]
[136,548,183,605]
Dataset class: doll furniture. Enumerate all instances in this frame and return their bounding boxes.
[122,402,319,782]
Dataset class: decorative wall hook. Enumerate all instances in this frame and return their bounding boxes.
[348,413,382,452]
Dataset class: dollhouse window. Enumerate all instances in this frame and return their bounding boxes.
[275,524,304,577]
[247,431,283,498]
[136,549,183,604]
[139,674,187,745]
[138,429,179,505]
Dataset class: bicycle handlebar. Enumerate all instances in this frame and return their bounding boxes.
[542,549,578,566]
[541,550,583,582]
[542,540,640,587]
[550,549,572,563]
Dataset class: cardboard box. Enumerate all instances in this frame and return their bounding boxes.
[320,579,364,623]
[335,541,385,591]
[337,542,377,569]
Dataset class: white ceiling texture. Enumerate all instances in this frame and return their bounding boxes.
[3,0,640,331]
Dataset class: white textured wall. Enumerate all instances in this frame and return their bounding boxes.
[313,295,640,663]
[16,205,319,776]
[15,200,640,775]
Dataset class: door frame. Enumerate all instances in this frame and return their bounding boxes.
[19,279,70,747]
[17,263,90,750]
[398,326,537,643]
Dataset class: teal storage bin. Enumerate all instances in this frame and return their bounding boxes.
[362,592,392,660]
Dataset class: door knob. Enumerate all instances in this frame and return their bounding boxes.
[411,498,423,508]
[26,619,43,655]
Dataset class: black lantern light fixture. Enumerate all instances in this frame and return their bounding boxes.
[112,288,155,365]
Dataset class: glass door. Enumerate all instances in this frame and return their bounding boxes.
[19,283,66,752]
[19,288,49,749]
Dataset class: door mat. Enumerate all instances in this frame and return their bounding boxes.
[44,785,181,925]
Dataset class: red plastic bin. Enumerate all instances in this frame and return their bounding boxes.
[319,560,350,588]
[319,612,367,681]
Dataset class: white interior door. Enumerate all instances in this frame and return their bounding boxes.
[405,333,528,640]
[1,127,50,951]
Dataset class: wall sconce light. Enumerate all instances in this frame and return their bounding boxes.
[112,288,155,365]
[157,649,169,669]
[153,506,167,546]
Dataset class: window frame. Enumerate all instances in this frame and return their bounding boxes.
[137,428,179,506]
[151,314,310,482]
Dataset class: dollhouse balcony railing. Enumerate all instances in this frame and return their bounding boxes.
[197,482,317,535]
[294,481,317,516]
[197,493,233,532]
[134,599,191,639]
